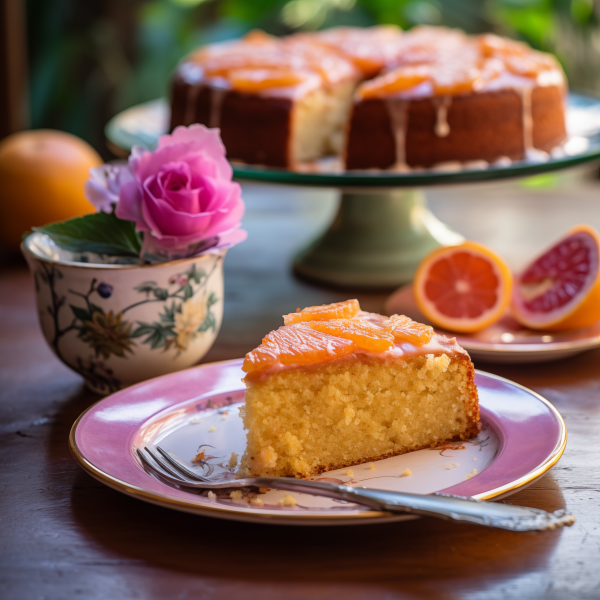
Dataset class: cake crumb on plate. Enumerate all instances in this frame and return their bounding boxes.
[209,426,216,432]
[463,468,478,481]
[401,468,412,477]
[230,490,244,500]
[278,495,297,507]
[207,491,216,500]
[346,469,354,477]
[229,452,239,469]
[369,463,376,470]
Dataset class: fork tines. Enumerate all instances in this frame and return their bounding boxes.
[137,446,209,487]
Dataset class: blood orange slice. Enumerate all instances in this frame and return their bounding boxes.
[413,242,513,333]
[512,225,600,331]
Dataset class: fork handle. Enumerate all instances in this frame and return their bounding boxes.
[252,477,575,532]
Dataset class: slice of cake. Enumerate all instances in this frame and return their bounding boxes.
[239,299,480,479]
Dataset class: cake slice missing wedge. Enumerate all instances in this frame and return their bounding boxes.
[239,300,480,479]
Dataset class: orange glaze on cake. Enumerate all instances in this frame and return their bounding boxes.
[356,31,562,100]
[242,301,459,382]
[188,29,362,94]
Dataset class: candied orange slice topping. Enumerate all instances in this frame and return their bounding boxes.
[431,63,481,95]
[284,299,360,325]
[243,29,275,44]
[359,65,430,99]
[228,68,308,91]
[306,319,394,353]
[478,34,528,58]
[242,325,356,377]
[383,315,434,346]
[502,53,557,78]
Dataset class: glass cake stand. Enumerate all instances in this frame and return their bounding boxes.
[106,92,600,289]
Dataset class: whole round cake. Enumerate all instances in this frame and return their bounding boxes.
[169,26,567,170]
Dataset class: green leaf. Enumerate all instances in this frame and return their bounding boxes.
[70,305,91,322]
[131,323,156,338]
[132,322,168,350]
[182,283,193,300]
[135,281,157,296]
[198,312,216,333]
[153,288,169,301]
[160,301,177,324]
[34,211,142,258]
[207,292,218,308]
[89,303,105,316]
[186,264,204,284]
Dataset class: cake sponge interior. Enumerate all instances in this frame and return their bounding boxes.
[239,353,480,479]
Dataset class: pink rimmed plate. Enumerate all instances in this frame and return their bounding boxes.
[386,285,600,364]
[69,359,566,526]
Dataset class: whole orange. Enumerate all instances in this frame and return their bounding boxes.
[0,129,103,252]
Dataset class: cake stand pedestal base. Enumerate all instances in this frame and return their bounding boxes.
[293,188,463,289]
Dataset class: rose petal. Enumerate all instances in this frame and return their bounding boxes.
[200,186,245,239]
[116,180,148,231]
[141,178,215,238]
[158,124,226,163]
[132,127,231,183]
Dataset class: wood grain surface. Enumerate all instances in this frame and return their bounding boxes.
[1,172,600,600]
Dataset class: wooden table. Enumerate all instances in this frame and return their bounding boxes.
[2,171,600,599]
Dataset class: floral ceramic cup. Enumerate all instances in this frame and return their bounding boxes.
[23,232,225,395]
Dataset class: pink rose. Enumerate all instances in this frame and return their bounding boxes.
[85,124,246,262]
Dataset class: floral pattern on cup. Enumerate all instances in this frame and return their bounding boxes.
[24,233,224,395]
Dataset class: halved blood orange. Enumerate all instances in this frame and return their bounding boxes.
[512,225,600,331]
[306,318,394,352]
[242,325,356,378]
[283,299,360,325]
[413,242,513,333]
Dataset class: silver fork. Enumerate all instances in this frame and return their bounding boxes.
[138,445,575,532]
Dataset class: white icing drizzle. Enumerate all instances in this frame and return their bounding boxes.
[209,87,227,128]
[433,96,452,138]
[384,99,409,171]
[180,62,204,126]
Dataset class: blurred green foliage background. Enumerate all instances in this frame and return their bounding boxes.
[25,0,600,157]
